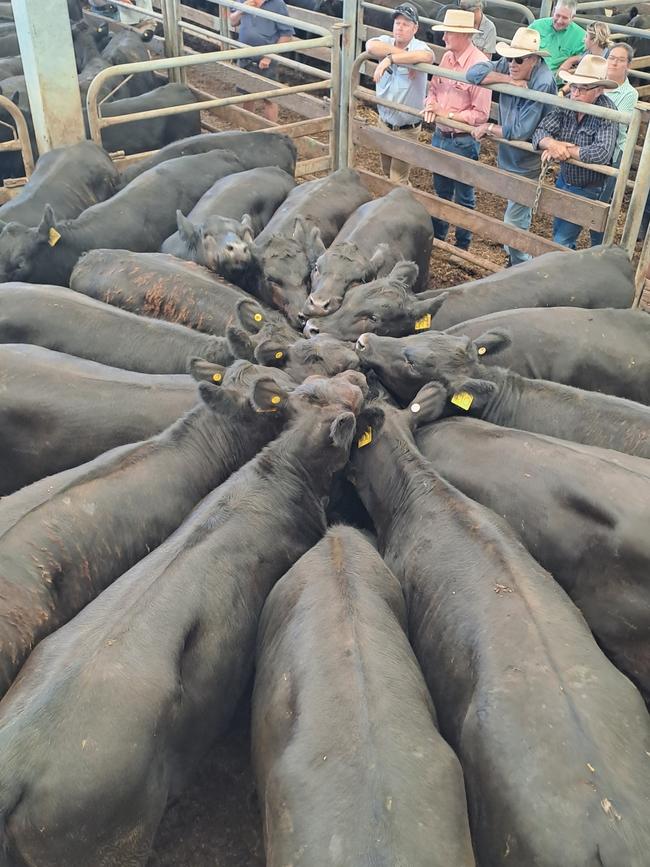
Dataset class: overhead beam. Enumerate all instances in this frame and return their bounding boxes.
[12,0,85,152]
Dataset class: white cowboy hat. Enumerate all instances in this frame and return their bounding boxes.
[431,9,478,33]
[559,54,617,88]
[496,27,550,58]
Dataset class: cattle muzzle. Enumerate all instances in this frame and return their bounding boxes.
[303,319,321,338]
[304,293,340,317]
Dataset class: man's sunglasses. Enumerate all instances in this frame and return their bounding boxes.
[509,55,531,65]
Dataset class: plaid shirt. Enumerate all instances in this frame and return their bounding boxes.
[532,94,617,189]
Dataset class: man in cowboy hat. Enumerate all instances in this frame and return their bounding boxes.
[423,8,491,251]
[467,27,557,266]
[532,54,618,249]
[529,0,586,79]
[367,3,434,184]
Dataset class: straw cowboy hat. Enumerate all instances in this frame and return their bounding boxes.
[496,27,550,58]
[559,54,617,88]
[431,9,478,33]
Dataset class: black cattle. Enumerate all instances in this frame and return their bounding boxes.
[0,149,246,285]
[0,55,21,79]
[253,525,475,867]
[0,344,197,494]
[304,261,448,340]
[416,416,650,694]
[446,306,650,404]
[0,140,119,227]
[72,20,114,102]
[355,328,650,457]
[0,361,291,700]
[304,187,433,317]
[162,166,296,285]
[624,13,650,57]
[235,329,360,382]
[94,83,201,156]
[0,371,370,867]
[100,28,159,96]
[0,72,27,111]
[310,246,634,337]
[235,169,373,327]
[0,283,231,373]
[70,249,297,343]
[350,386,650,867]
[0,31,19,58]
[120,130,297,186]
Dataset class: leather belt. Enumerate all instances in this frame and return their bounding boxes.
[437,129,471,138]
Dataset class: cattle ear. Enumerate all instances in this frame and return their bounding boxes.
[412,293,448,333]
[198,381,241,414]
[406,382,448,430]
[177,210,199,249]
[292,216,307,244]
[238,213,255,244]
[472,328,511,357]
[38,204,58,240]
[252,377,289,413]
[226,325,255,360]
[388,260,419,293]
[202,337,233,366]
[237,298,267,333]
[366,243,389,280]
[188,357,227,384]
[305,226,326,266]
[449,377,497,413]
[354,404,385,449]
[329,411,356,450]
[254,336,290,367]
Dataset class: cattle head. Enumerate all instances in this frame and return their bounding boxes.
[252,369,378,476]
[355,328,511,404]
[303,262,447,342]
[225,297,302,362]
[259,216,324,328]
[176,211,256,287]
[253,333,361,383]
[0,205,64,283]
[304,241,391,318]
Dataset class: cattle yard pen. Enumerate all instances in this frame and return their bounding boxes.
[3,0,650,298]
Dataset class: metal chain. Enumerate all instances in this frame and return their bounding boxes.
[531,159,552,218]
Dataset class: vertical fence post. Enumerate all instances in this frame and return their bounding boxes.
[162,0,186,83]
[330,23,343,172]
[219,3,231,48]
[621,122,650,256]
[336,0,357,169]
[602,108,640,246]
[539,0,553,17]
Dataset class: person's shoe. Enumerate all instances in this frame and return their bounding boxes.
[504,256,513,269]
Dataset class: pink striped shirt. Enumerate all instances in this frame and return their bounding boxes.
[426,42,491,133]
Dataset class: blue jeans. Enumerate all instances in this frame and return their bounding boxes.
[503,168,539,266]
[553,173,605,249]
[431,131,480,251]
[590,153,620,246]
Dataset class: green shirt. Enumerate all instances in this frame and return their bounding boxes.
[608,77,639,158]
[529,18,585,74]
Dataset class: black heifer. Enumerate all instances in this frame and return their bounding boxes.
[446,306,650,404]
[120,130,297,186]
[0,344,197,494]
[355,329,650,457]
[0,371,370,867]
[253,525,475,867]
[0,150,245,285]
[304,261,448,340]
[0,361,290,701]
[235,328,361,382]
[304,186,433,317]
[162,166,296,285]
[418,245,634,330]
[70,249,298,342]
[245,168,373,327]
[95,83,201,156]
[100,28,159,96]
[350,387,650,867]
[415,416,650,694]
[0,140,118,226]
[0,283,231,373]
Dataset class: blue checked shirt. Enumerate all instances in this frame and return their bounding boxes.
[532,94,617,189]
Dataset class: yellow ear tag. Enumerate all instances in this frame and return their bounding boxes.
[477,346,487,356]
[357,427,373,448]
[253,312,263,323]
[212,372,222,383]
[274,351,283,360]
[414,313,432,332]
[271,395,281,405]
[48,227,61,247]
[451,391,474,411]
